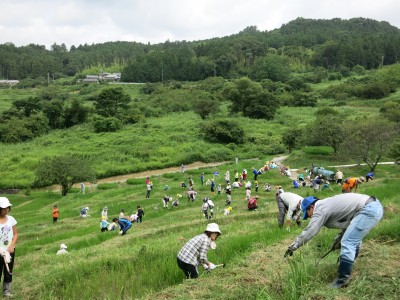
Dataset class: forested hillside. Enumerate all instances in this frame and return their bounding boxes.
[1,17,399,82]
[0,17,399,190]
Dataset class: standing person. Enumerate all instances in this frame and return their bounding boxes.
[100,216,109,232]
[217,184,222,195]
[181,164,185,174]
[255,181,259,192]
[336,170,344,185]
[245,187,251,201]
[210,179,215,195]
[276,192,303,229]
[0,197,18,297]
[146,182,152,198]
[224,171,230,184]
[52,205,59,223]
[113,217,132,235]
[101,207,108,221]
[242,169,247,181]
[177,223,221,279]
[284,194,384,288]
[136,206,144,223]
[342,177,365,193]
[119,209,125,218]
[252,167,258,181]
[366,172,374,182]
[200,173,205,186]
[80,182,85,195]
[201,199,210,219]
[234,170,239,182]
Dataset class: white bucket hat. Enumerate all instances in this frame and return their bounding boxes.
[0,197,12,208]
[205,223,221,235]
[60,244,67,249]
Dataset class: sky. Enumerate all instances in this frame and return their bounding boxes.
[1,0,399,50]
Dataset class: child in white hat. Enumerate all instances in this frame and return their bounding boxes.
[0,197,18,297]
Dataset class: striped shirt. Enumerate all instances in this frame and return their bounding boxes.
[177,233,211,266]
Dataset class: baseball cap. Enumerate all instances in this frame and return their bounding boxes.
[0,197,12,208]
[301,196,318,220]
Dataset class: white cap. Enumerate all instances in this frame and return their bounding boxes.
[60,244,67,249]
[204,223,222,235]
[0,197,12,208]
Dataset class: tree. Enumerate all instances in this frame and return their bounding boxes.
[203,119,244,144]
[282,128,303,153]
[34,155,96,196]
[94,87,131,118]
[193,96,218,120]
[222,77,279,120]
[339,119,399,172]
[305,109,345,153]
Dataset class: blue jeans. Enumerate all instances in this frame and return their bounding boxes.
[341,199,383,261]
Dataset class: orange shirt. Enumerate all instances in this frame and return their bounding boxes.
[52,208,59,218]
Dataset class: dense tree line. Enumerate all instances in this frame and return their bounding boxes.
[1,18,399,82]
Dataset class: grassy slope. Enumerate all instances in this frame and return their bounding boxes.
[7,157,400,299]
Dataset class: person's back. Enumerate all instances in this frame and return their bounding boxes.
[342,177,357,192]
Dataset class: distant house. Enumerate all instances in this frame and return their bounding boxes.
[82,75,99,83]
[100,73,121,82]
[82,73,121,83]
[0,80,19,86]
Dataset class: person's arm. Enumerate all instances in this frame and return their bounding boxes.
[199,238,210,266]
[286,209,328,253]
[8,225,18,254]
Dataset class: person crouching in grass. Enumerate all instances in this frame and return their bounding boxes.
[177,223,221,279]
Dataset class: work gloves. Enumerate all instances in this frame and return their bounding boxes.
[203,262,217,270]
[284,244,297,258]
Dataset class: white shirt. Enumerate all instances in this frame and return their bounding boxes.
[279,192,303,221]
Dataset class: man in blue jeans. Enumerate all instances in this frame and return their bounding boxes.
[284,193,384,288]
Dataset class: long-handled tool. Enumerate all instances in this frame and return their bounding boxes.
[316,233,343,267]
[214,263,225,268]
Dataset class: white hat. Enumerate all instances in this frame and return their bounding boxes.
[205,223,222,235]
[85,207,89,210]
[60,244,67,249]
[0,197,12,208]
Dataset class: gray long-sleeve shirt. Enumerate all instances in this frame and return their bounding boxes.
[290,193,371,250]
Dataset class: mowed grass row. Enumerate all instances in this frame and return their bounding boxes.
[7,161,400,299]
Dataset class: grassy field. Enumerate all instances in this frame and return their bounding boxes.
[4,155,400,299]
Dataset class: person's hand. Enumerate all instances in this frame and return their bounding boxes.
[284,248,294,258]
[209,263,217,270]
[202,263,209,270]
[332,232,343,250]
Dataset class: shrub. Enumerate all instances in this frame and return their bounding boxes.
[202,119,244,144]
[92,116,123,133]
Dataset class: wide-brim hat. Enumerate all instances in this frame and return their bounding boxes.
[205,223,222,235]
[60,244,67,249]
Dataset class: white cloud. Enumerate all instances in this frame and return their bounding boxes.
[0,0,399,49]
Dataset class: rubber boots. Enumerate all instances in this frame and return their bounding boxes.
[3,282,12,297]
[331,257,353,288]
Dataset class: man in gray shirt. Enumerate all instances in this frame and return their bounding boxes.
[284,193,383,288]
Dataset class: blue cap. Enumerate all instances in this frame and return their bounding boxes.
[301,196,318,220]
